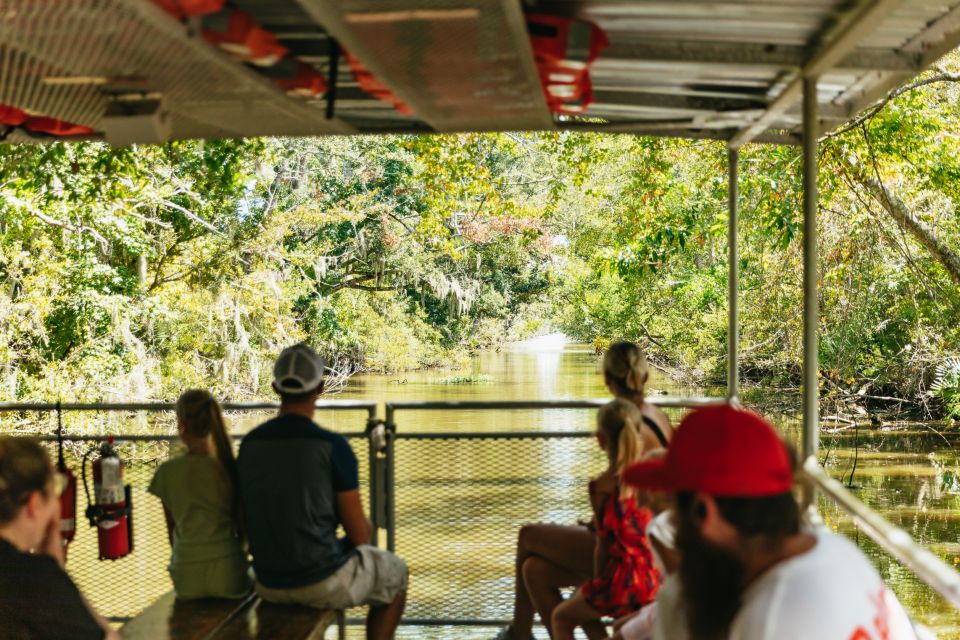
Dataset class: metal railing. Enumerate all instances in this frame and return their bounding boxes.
[384,398,960,626]
[0,401,377,624]
[4,397,960,629]
[378,396,728,554]
[801,456,960,609]
[0,400,378,414]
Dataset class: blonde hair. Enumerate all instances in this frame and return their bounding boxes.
[597,399,645,499]
[603,341,649,394]
[175,390,242,535]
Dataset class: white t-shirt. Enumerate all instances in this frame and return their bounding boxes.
[647,510,676,575]
[624,574,689,640]
[729,529,920,640]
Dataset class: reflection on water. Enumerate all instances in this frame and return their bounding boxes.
[5,342,960,638]
[813,425,960,639]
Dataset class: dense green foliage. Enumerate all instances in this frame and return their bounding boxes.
[1,55,959,413]
[0,135,557,400]
[552,57,960,417]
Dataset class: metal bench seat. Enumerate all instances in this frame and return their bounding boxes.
[122,591,343,640]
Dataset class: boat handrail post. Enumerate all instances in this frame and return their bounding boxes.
[727,147,740,404]
[801,76,820,507]
[385,403,397,553]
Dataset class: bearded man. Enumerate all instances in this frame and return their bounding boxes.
[624,405,924,640]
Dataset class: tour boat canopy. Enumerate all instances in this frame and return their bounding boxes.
[1,0,959,146]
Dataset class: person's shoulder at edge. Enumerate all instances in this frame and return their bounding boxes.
[149,452,213,487]
[731,529,918,640]
[727,528,828,640]
[0,542,105,640]
[152,453,189,472]
[0,537,59,575]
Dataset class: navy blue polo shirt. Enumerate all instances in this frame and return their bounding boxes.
[237,414,359,589]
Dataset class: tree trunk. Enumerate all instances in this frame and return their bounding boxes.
[843,156,960,286]
[137,255,148,287]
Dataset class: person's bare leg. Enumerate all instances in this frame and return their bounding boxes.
[522,556,594,639]
[367,590,406,640]
[510,524,594,638]
[552,589,608,640]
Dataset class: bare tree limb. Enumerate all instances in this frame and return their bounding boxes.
[26,206,109,253]
[160,199,223,236]
[840,155,960,287]
[826,70,960,139]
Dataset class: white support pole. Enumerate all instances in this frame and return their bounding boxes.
[727,148,740,403]
[802,78,820,481]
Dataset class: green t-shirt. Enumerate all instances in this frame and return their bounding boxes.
[148,454,247,571]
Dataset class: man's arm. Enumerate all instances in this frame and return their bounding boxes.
[336,489,373,546]
[162,505,175,546]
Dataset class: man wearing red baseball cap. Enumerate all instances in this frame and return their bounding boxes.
[625,405,922,640]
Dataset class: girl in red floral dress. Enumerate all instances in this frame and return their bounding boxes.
[551,399,662,640]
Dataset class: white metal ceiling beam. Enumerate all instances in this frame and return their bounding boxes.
[605,39,921,72]
[833,3,960,124]
[559,121,801,146]
[592,90,766,113]
[728,0,904,149]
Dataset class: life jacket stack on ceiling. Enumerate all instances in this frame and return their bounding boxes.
[23,117,96,137]
[201,10,288,67]
[257,58,327,98]
[526,14,609,115]
[0,105,28,128]
[151,0,223,19]
[153,0,326,99]
[345,51,412,115]
[1,104,95,137]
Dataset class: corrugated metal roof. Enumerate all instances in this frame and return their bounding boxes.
[0,0,958,145]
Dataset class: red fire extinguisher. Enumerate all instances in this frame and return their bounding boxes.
[55,404,77,559]
[83,437,133,561]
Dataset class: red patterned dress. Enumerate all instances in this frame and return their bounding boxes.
[581,483,662,618]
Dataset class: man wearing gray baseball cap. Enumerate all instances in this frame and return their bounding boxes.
[237,344,408,638]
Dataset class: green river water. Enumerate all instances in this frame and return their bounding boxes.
[320,339,960,639]
[7,339,960,638]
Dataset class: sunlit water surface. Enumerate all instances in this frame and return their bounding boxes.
[323,341,960,639]
[6,340,960,639]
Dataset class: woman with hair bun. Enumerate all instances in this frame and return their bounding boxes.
[493,341,672,640]
[148,390,251,599]
[551,400,661,640]
[602,341,673,451]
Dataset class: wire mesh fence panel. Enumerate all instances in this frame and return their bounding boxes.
[34,430,371,622]
[393,435,608,622]
[6,401,690,628]
[40,440,175,621]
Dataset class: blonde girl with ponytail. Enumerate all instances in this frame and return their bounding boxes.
[551,400,662,640]
[602,341,673,452]
[494,343,671,640]
[148,390,252,600]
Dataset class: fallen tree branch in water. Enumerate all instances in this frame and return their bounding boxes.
[830,391,917,404]
[822,414,858,425]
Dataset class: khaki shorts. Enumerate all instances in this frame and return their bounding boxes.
[255,546,408,610]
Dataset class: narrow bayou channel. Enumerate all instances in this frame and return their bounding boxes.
[316,339,960,639]
[13,339,960,639]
